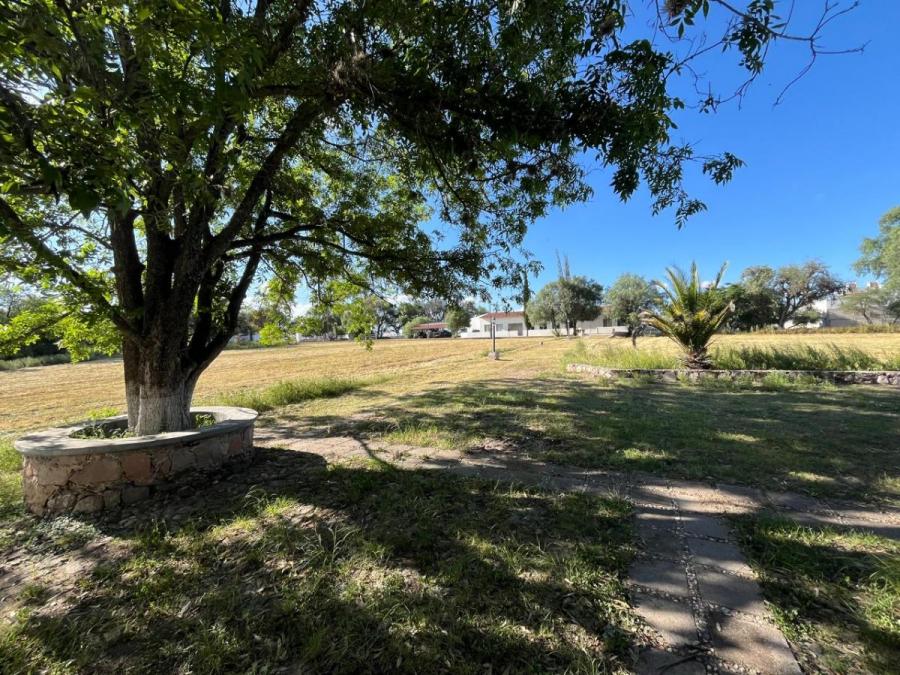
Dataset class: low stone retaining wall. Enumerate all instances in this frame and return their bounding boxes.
[15,407,257,516]
[566,363,900,385]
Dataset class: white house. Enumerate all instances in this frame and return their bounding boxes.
[805,282,891,328]
[459,310,629,338]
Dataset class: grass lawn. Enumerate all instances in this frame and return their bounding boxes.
[362,376,900,504]
[0,334,897,672]
[0,459,636,674]
[1,334,899,510]
[733,516,900,673]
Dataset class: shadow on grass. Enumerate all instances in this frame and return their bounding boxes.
[731,514,900,673]
[0,446,637,674]
[272,377,900,503]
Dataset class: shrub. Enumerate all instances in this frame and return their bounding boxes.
[641,262,733,369]
[0,353,70,371]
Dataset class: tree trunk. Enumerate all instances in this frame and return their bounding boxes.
[126,332,202,435]
[122,339,142,428]
[685,347,711,369]
[134,377,195,436]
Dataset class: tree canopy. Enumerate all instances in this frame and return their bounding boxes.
[528,275,603,336]
[604,273,660,341]
[856,206,900,291]
[0,0,852,432]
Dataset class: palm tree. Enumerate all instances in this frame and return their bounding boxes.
[641,262,733,369]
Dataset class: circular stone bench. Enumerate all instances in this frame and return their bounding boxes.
[15,406,257,516]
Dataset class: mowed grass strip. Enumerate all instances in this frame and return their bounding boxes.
[0,463,636,674]
[732,516,900,674]
[1,335,897,503]
[2,333,898,435]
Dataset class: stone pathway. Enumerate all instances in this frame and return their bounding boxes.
[627,482,800,674]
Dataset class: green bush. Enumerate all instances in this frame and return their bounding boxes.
[0,354,70,371]
[215,377,370,412]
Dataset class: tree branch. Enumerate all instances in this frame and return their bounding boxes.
[0,197,139,340]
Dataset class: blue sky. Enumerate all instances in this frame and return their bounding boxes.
[520,0,900,293]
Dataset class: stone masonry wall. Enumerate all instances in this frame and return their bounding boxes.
[21,425,255,516]
[566,363,900,385]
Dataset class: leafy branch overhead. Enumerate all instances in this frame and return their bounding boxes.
[0,0,857,432]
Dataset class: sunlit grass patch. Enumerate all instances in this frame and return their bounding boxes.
[383,421,477,450]
[564,340,679,369]
[732,515,900,673]
[712,343,898,371]
[0,465,635,673]
[565,338,899,373]
[716,432,759,443]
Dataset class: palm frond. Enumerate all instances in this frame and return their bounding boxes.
[640,261,733,369]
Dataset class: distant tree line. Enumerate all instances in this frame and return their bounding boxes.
[4,206,899,359]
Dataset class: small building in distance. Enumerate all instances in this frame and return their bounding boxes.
[811,281,892,328]
[459,310,629,338]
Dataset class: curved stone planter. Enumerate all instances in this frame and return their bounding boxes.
[566,363,900,385]
[15,406,257,516]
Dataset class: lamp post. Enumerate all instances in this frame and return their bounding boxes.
[491,315,496,353]
[488,308,499,360]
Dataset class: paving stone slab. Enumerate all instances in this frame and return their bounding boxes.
[635,507,681,531]
[687,538,753,577]
[681,514,731,540]
[714,483,766,507]
[634,648,706,675]
[629,559,691,598]
[695,567,767,616]
[636,522,684,561]
[765,491,829,514]
[633,592,698,647]
[631,485,677,510]
[709,612,801,674]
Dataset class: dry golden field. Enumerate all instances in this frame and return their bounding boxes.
[1,332,899,435]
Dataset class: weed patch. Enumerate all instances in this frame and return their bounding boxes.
[213,377,377,412]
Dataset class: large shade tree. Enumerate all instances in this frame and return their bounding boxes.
[0,0,851,433]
